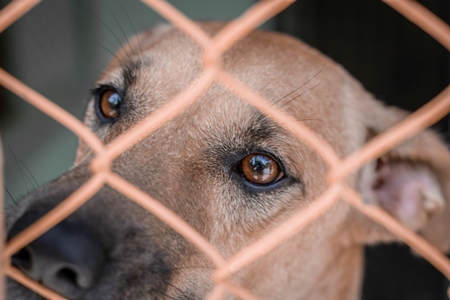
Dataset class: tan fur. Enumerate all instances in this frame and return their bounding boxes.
[6,23,450,300]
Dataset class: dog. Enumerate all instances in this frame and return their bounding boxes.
[5,22,450,300]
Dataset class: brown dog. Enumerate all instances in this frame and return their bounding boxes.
[6,23,450,300]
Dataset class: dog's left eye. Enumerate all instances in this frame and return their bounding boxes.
[95,86,123,120]
[237,153,284,185]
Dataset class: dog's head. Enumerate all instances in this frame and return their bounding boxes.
[6,23,450,300]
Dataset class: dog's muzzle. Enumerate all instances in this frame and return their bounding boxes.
[8,210,107,299]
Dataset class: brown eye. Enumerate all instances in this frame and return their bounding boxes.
[239,154,284,185]
[98,88,122,119]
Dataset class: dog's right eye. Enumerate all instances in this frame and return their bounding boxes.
[95,86,123,121]
[237,153,284,186]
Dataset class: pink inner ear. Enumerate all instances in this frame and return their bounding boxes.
[365,160,444,230]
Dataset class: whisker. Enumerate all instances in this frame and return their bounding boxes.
[273,62,326,107]
[280,82,321,108]
[4,140,36,192]
[7,144,38,188]
[117,0,144,55]
[103,3,135,62]
[79,3,131,63]
[92,40,128,68]
[297,118,336,130]
[4,187,16,205]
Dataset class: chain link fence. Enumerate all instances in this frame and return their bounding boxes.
[0,0,450,299]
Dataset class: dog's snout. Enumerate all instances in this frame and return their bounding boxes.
[9,212,106,299]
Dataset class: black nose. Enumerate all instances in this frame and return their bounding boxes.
[9,211,106,299]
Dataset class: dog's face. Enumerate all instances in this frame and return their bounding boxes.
[6,23,450,300]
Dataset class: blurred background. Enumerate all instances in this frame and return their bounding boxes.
[0,0,449,299]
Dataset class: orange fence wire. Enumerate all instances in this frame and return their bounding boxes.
[1,0,450,299]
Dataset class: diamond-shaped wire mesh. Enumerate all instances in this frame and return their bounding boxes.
[0,0,450,299]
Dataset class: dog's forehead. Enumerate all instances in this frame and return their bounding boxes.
[98,22,334,109]
[98,23,338,113]
[90,22,361,161]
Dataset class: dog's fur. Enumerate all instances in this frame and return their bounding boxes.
[6,23,450,299]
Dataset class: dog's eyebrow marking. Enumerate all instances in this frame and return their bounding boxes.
[121,59,142,88]
[217,113,289,167]
[244,113,279,141]
[208,113,277,158]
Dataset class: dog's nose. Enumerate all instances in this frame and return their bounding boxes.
[9,212,106,299]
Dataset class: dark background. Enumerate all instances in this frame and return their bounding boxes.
[1,1,449,299]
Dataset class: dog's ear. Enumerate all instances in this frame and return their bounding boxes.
[356,102,450,252]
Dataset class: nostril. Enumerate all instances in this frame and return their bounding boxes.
[56,268,78,286]
[11,248,33,272]
[50,267,83,299]
[9,212,107,299]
